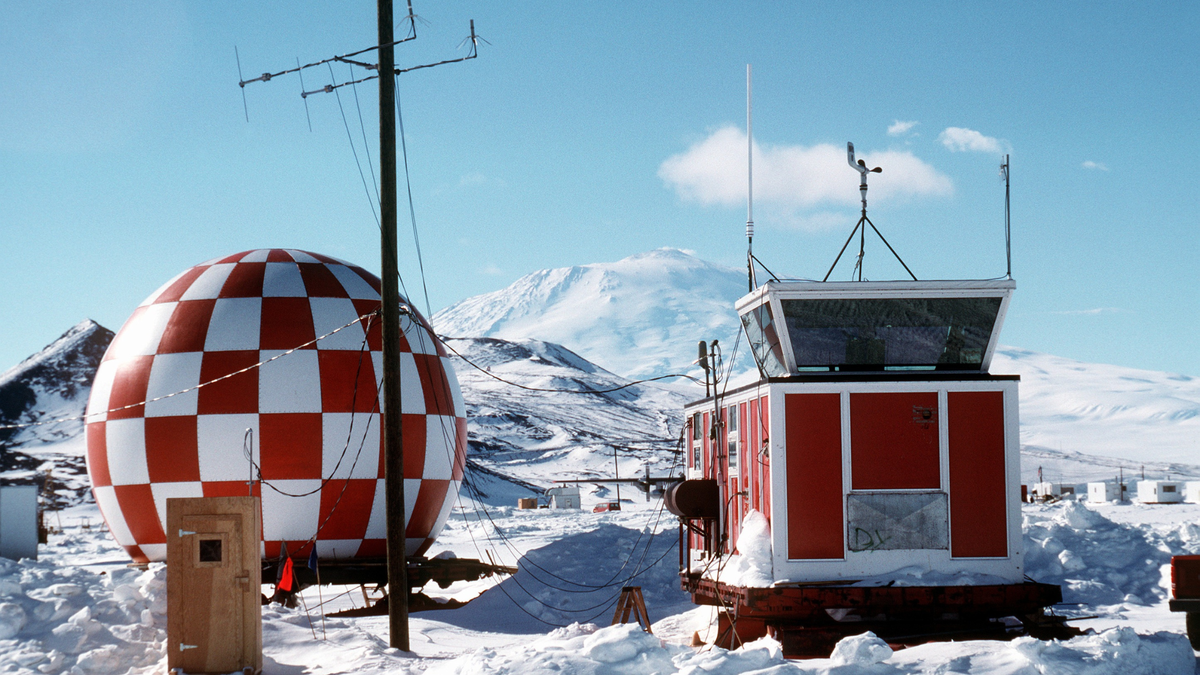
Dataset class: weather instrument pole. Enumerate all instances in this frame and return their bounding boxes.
[746,64,756,292]
[377,0,410,652]
[823,143,916,282]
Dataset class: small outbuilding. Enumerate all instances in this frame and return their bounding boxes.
[0,484,39,561]
[1087,482,1126,503]
[1136,480,1184,504]
[545,486,581,509]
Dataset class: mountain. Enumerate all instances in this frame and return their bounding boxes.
[432,248,753,381]
[0,319,113,505]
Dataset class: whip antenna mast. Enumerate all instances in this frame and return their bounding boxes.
[746,64,756,292]
[1000,154,1011,278]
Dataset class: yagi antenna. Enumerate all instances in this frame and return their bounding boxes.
[824,142,917,282]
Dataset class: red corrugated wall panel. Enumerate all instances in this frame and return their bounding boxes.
[786,393,844,559]
[760,395,770,524]
[850,392,940,490]
[948,391,1008,558]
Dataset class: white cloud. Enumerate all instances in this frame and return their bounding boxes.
[658,126,953,213]
[1081,160,1109,171]
[480,264,504,276]
[458,172,507,188]
[888,120,918,136]
[1047,307,1127,316]
[939,127,1007,154]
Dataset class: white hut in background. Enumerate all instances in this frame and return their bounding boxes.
[545,486,581,509]
[1088,481,1126,503]
[1136,480,1183,504]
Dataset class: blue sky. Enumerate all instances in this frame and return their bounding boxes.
[1,1,1197,376]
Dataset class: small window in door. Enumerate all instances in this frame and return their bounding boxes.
[199,539,223,563]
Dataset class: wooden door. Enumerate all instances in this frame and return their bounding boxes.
[167,497,262,674]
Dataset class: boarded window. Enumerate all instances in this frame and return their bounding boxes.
[847,492,948,551]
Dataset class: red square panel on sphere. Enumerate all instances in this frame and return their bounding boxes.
[220,262,266,298]
[406,480,450,538]
[113,484,166,543]
[157,300,216,354]
[87,422,111,487]
[198,351,260,415]
[260,297,316,350]
[351,300,383,350]
[144,416,200,483]
[316,479,376,540]
[107,355,155,420]
[259,413,323,480]
[318,350,379,414]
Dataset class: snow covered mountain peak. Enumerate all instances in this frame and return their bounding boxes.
[432,249,750,380]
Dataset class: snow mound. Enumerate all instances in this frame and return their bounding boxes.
[829,631,893,665]
[1022,501,1200,609]
[708,509,774,588]
[0,544,166,674]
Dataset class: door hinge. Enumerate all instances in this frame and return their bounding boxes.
[180,643,198,651]
[178,529,197,537]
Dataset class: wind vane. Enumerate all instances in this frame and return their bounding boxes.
[824,142,917,282]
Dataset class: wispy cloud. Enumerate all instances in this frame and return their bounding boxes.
[1081,160,1109,171]
[480,264,504,276]
[459,172,507,188]
[888,120,919,136]
[1047,307,1128,316]
[939,127,1008,154]
[659,126,952,223]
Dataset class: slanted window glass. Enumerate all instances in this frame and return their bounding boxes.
[780,297,1002,371]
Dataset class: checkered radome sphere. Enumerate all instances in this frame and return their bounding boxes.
[85,249,466,564]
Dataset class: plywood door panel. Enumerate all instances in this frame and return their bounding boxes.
[785,393,843,559]
[948,391,1008,558]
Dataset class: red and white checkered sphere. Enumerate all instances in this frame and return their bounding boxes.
[85,249,466,564]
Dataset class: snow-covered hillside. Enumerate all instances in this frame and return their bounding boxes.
[993,347,1200,478]
[445,337,687,501]
[432,248,752,381]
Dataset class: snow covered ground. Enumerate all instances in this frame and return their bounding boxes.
[2,494,1197,674]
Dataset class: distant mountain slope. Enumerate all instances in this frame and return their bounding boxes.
[0,320,112,505]
[992,347,1200,477]
[444,337,688,501]
[432,248,752,380]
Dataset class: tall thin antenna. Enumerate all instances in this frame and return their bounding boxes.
[746,64,755,292]
[1001,154,1011,278]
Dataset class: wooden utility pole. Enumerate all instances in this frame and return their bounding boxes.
[378,0,410,652]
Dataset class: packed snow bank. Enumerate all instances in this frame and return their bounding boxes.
[1023,502,1186,608]
[429,622,1196,675]
[0,537,166,674]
